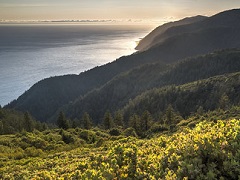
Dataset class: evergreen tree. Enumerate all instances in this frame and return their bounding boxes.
[197,106,204,115]
[114,110,124,127]
[0,108,4,119]
[82,112,92,130]
[57,111,69,129]
[72,119,78,129]
[24,112,34,132]
[165,105,174,125]
[129,114,141,133]
[219,93,230,110]
[42,123,49,131]
[141,110,153,132]
[0,120,3,135]
[103,110,114,130]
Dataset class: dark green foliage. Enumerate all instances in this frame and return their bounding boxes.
[140,110,153,132]
[148,123,168,134]
[79,130,96,144]
[0,109,47,134]
[65,49,240,123]
[114,110,124,127]
[128,114,141,134]
[57,111,69,130]
[25,147,43,157]
[165,105,174,125]
[60,130,75,144]
[123,128,138,137]
[23,112,34,132]
[0,121,3,135]
[81,112,92,130]
[108,128,122,136]
[103,111,114,130]
[219,93,230,110]
[123,72,240,121]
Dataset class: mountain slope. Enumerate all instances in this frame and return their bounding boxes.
[122,72,240,120]
[141,8,240,51]
[135,15,206,51]
[62,49,240,122]
[6,9,240,122]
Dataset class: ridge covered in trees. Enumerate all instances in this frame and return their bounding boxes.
[62,49,240,123]
[6,9,240,122]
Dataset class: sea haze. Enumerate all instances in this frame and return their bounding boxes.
[0,24,153,106]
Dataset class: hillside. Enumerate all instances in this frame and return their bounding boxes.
[135,15,206,51]
[6,9,240,122]
[0,107,48,134]
[62,49,240,122]
[1,119,239,179]
[138,9,240,51]
[122,72,240,120]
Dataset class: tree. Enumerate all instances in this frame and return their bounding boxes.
[0,108,4,119]
[128,114,141,133]
[24,112,34,132]
[165,105,174,125]
[197,106,204,115]
[72,119,78,129]
[219,93,230,110]
[82,112,92,130]
[103,110,114,130]
[0,120,3,135]
[141,110,153,132]
[57,111,69,129]
[114,110,124,127]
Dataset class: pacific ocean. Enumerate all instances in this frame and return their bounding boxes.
[0,24,153,106]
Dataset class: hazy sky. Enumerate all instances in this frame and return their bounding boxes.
[0,0,239,22]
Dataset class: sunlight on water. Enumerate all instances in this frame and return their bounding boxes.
[0,24,153,106]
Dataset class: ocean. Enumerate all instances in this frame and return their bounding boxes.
[0,24,153,106]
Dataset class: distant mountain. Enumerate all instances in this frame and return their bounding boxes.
[136,15,207,51]
[137,9,240,51]
[6,9,240,122]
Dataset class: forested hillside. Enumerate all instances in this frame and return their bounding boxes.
[122,72,240,120]
[0,107,48,135]
[6,9,240,122]
[1,8,240,180]
[137,9,240,51]
[63,49,240,122]
[135,15,207,51]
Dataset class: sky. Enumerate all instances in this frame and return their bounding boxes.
[0,0,240,22]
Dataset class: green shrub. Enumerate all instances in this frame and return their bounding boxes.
[123,128,138,137]
[108,128,122,136]
[149,123,168,133]
[79,130,96,144]
[25,147,43,157]
[61,131,76,144]
[95,130,110,138]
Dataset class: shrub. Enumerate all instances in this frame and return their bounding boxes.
[149,123,168,133]
[108,128,122,136]
[25,147,43,157]
[123,128,138,137]
[61,131,76,144]
[79,130,96,144]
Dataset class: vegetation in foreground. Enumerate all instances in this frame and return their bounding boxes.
[0,118,239,179]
